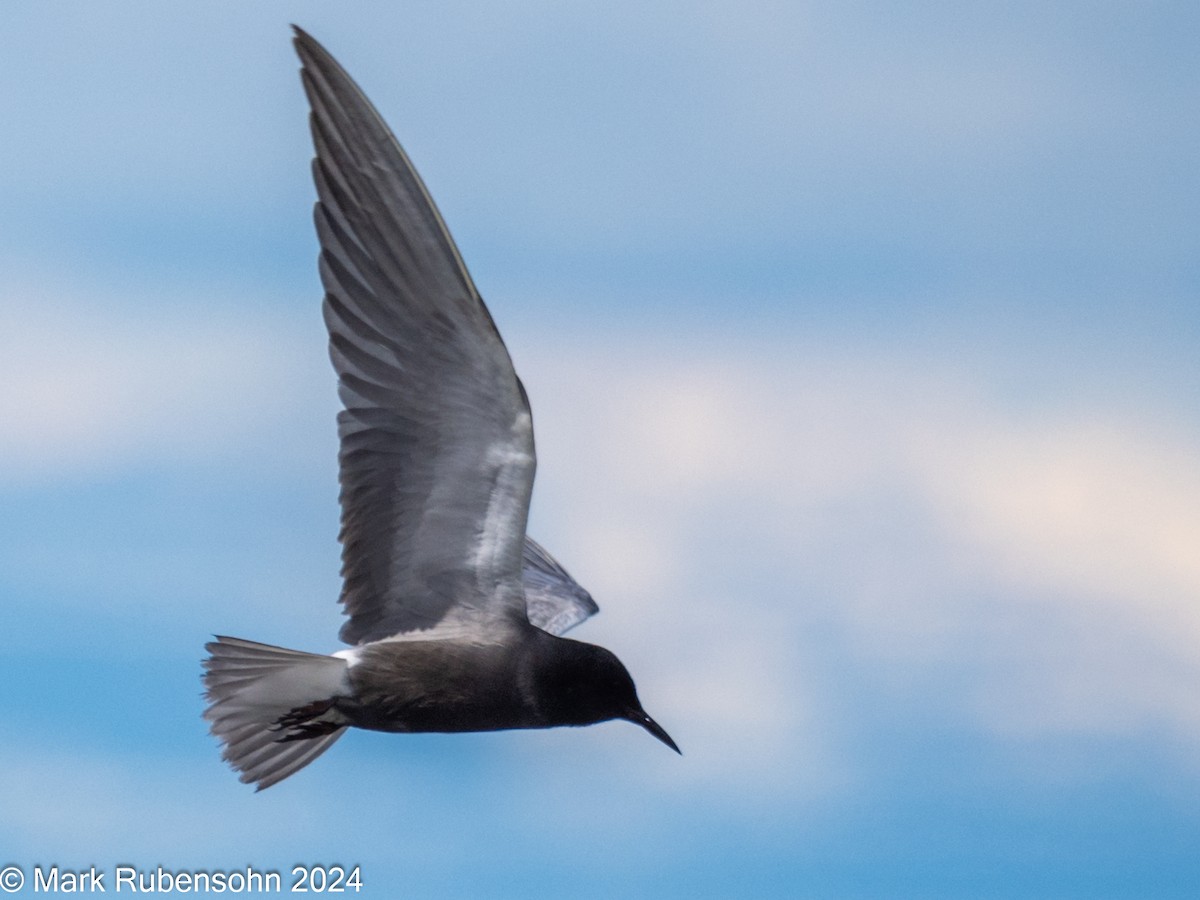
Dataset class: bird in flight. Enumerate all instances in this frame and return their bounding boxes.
[202,26,678,790]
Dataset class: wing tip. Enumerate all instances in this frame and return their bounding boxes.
[291,23,315,52]
[291,24,337,78]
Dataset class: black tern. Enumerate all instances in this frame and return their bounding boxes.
[202,27,678,790]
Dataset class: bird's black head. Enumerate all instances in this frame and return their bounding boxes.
[535,637,679,753]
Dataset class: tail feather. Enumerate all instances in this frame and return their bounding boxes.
[203,636,350,790]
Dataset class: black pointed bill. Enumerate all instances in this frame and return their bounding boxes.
[627,709,680,754]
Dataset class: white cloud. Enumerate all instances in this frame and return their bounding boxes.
[910,414,1200,741]
[0,275,329,485]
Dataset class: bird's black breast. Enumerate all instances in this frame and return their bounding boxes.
[334,626,638,736]
[338,635,543,734]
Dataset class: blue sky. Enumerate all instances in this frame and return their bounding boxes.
[3,2,1200,897]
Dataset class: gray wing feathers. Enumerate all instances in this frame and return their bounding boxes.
[294,28,535,646]
[521,537,599,635]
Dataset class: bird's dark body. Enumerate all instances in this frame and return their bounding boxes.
[341,639,532,733]
[337,630,624,734]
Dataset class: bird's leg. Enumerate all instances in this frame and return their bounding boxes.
[271,699,340,742]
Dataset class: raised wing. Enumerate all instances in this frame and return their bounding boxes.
[521,537,599,636]
[294,27,535,646]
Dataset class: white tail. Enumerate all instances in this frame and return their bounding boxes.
[203,636,350,790]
